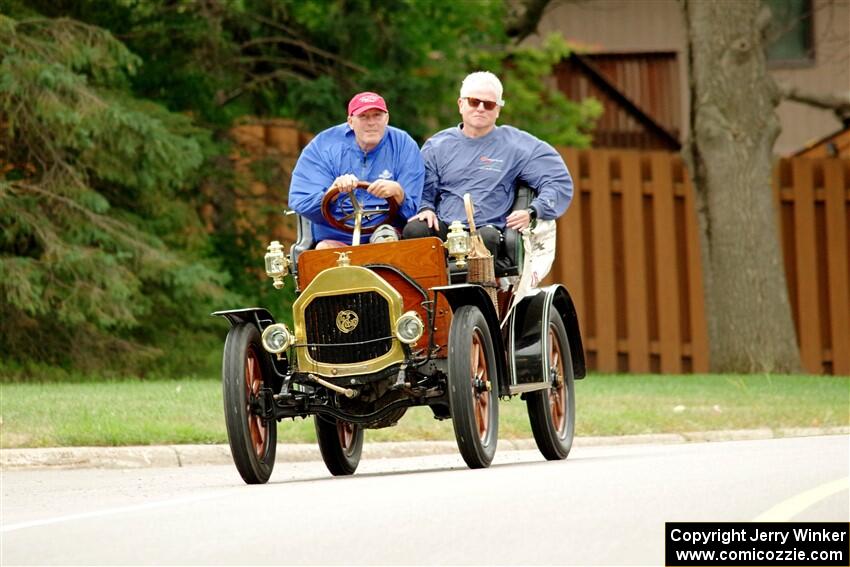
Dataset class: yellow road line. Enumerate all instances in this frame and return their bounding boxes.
[753,476,849,522]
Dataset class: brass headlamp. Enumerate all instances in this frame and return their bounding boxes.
[263,240,290,289]
[444,220,470,268]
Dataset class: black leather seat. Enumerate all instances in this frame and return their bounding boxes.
[289,213,313,279]
[447,183,532,282]
[496,183,532,277]
[289,182,532,280]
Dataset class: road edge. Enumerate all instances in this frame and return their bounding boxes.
[2,426,848,470]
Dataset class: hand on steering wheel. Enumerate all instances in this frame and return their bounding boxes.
[321,181,399,245]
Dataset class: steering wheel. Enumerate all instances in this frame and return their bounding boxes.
[321,181,400,239]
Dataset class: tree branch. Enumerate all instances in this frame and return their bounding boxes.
[216,68,304,106]
[505,0,554,43]
[239,36,367,73]
[778,82,850,123]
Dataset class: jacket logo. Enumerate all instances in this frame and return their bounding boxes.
[478,156,503,171]
[336,310,359,333]
[378,169,393,180]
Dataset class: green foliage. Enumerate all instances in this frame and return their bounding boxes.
[0,1,600,379]
[13,0,598,143]
[497,35,603,147]
[0,14,236,373]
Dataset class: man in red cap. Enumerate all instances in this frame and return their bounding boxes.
[289,91,424,248]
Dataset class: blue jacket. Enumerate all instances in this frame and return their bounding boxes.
[289,124,425,244]
[420,125,573,229]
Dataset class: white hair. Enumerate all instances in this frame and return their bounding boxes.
[459,71,505,107]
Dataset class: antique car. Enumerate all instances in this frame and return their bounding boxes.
[214,184,586,484]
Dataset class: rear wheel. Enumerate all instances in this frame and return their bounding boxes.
[527,313,575,460]
[448,305,499,468]
[222,323,277,484]
[315,415,364,476]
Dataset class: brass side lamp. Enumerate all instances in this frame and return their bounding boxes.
[444,220,470,268]
[263,240,290,289]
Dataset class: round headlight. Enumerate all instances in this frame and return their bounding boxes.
[261,323,292,353]
[395,311,424,345]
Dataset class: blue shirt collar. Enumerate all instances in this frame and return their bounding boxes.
[456,123,499,141]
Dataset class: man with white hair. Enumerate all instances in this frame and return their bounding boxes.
[403,71,573,258]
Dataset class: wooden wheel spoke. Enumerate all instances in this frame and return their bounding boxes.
[337,421,354,450]
[550,379,562,428]
[249,415,264,456]
[245,358,254,396]
[244,347,267,458]
[550,388,564,428]
[476,393,488,437]
[475,394,488,439]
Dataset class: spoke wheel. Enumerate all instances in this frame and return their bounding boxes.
[223,323,277,484]
[315,415,364,476]
[526,313,575,461]
[471,331,492,442]
[547,327,567,433]
[448,305,499,468]
[246,348,267,457]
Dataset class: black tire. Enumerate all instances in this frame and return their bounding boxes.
[448,305,499,468]
[314,415,364,476]
[526,312,575,460]
[222,323,277,484]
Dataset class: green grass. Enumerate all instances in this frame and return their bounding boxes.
[0,374,847,448]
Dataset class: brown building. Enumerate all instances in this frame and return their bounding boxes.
[527,0,850,155]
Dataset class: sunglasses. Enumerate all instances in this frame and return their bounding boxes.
[464,97,499,111]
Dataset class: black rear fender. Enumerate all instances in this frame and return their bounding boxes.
[508,285,586,388]
[549,285,586,379]
[432,284,509,394]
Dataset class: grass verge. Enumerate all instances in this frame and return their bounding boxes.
[0,374,847,448]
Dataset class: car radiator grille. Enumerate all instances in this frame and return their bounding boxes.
[304,291,392,364]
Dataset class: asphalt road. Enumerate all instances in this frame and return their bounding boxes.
[2,435,848,565]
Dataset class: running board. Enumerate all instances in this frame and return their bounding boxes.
[508,382,550,395]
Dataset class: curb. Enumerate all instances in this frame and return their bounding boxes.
[1,427,847,471]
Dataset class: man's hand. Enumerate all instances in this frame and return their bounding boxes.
[411,209,438,230]
[330,174,359,193]
[506,209,532,230]
[366,179,404,204]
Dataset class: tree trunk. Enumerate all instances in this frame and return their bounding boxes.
[682,0,802,373]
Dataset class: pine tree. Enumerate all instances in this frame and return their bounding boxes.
[0,14,233,374]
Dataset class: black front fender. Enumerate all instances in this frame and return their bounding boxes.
[432,284,509,395]
[211,308,276,331]
[213,308,289,379]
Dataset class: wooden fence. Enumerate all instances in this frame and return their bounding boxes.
[220,121,848,375]
[547,149,850,375]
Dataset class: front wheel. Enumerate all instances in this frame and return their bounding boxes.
[314,415,364,476]
[526,313,575,460]
[222,323,277,484]
[448,305,499,468]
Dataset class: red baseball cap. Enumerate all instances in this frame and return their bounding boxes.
[348,92,388,116]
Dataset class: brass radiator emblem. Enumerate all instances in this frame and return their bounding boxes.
[336,310,359,333]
